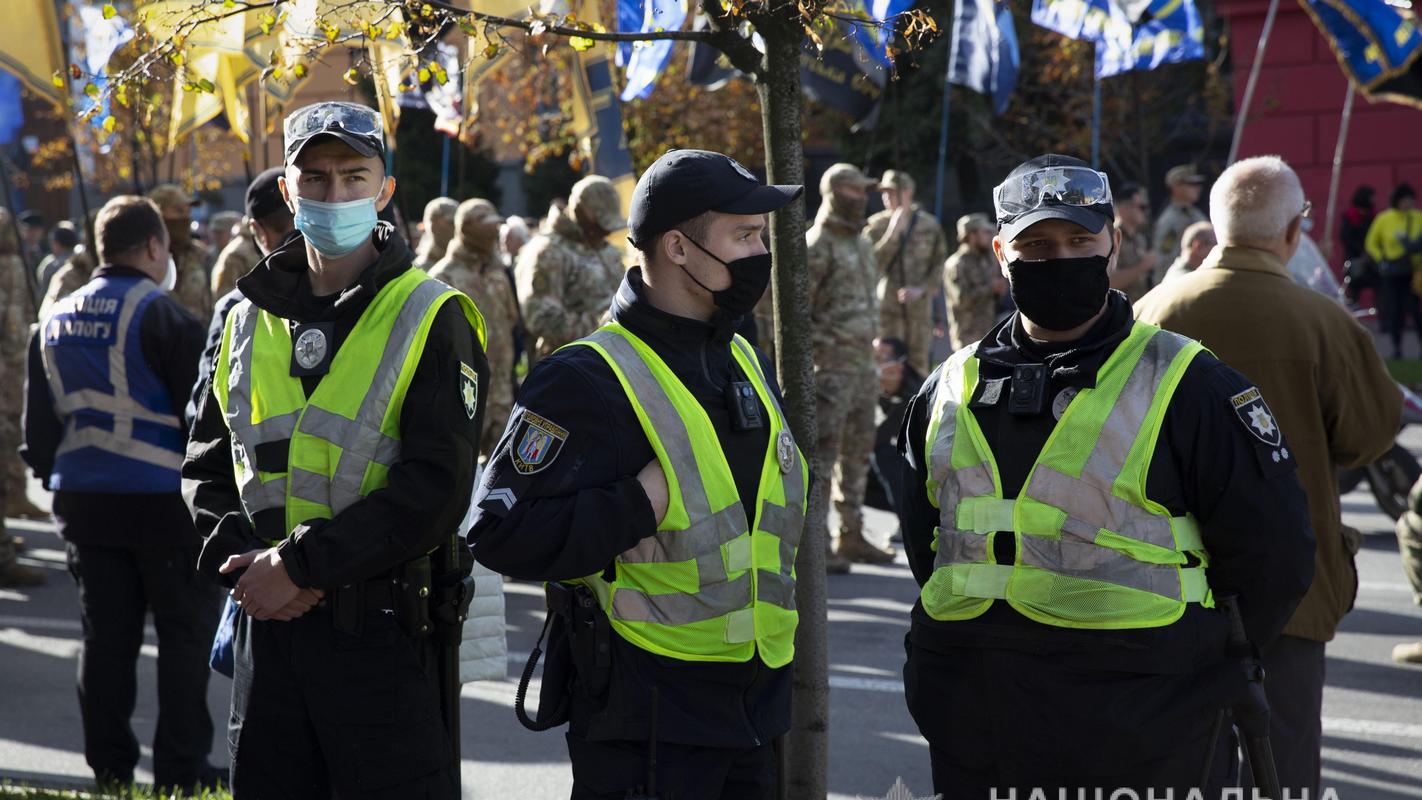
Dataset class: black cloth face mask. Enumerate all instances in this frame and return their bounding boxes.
[1006,246,1113,332]
[679,235,773,317]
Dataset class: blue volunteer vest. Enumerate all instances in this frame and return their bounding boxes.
[40,274,185,493]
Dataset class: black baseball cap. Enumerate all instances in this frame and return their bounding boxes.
[627,149,803,248]
[995,154,1115,242]
[246,168,287,220]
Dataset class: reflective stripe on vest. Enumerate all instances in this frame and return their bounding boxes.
[213,268,486,537]
[567,325,807,667]
[922,322,1211,630]
[40,277,185,479]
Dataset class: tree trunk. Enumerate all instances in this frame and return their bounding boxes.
[755,20,829,800]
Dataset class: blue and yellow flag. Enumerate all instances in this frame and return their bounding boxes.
[1300,0,1422,107]
[0,0,66,109]
[1031,0,1203,78]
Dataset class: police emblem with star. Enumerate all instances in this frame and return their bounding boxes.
[1230,386,1292,467]
[459,362,479,420]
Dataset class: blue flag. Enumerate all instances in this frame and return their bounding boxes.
[950,0,1021,115]
[0,72,22,146]
[1300,0,1422,106]
[1031,0,1203,78]
[620,0,687,101]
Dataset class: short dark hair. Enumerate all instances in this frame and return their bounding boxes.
[1392,183,1417,208]
[1116,182,1144,204]
[255,205,295,237]
[96,196,166,263]
[633,211,715,262]
[51,222,80,250]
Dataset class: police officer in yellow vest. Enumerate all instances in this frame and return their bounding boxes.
[895,155,1317,797]
[183,101,489,798]
[470,150,805,799]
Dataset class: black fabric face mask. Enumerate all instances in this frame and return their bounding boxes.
[1006,249,1112,332]
[680,235,773,317]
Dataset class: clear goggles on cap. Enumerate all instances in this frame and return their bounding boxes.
[993,166,1113,220]
[284,101,382,144]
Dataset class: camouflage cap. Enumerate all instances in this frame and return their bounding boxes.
[210,210,242,231]
[877,169,916,193]
[569,176,627,233]
[148,183,197,216]
[424,197,458,225]
[1165,165,1205,186]
[820,163,878,196]
[956,212,993,241]
[455,198,504,229]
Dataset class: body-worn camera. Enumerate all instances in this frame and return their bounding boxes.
[726,380,764,431]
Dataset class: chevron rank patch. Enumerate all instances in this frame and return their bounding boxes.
[510,411,568,475]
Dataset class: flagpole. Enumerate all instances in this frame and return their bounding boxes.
[1228,0,1281,164]
[1322,84,1356,265]
[933,23,961,221]
[440,135,450,197]
[1090,44,1102,170]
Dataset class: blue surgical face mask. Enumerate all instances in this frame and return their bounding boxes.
[292,195,379,257]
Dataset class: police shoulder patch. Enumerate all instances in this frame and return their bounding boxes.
[1230,386,1294,476]
[510,410,569,474]
[460,362,479,420]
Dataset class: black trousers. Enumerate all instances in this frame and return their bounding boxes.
[1377,273,1422,355]
[566,732,778,800]
[904,641,1238,799]
[65,543,223,788]
[1243,635,1325,796]
[228,605,456,799]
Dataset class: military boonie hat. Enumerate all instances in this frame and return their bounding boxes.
[627,149,803,248]
[819,163,878,196]
[956,212,993,241]
[569,176,626,233]
[877,169,916,193]
[148,183,198,215]
[1165,165,1205,186]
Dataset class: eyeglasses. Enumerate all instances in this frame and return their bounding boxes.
[283,102,382,145]
[994,166,1114,220]
[1300,200,1313,219]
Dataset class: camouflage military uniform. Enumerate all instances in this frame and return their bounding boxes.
[944,245,1000,351]
[1152,202,1207,279]
[806,207,880,546]
[210,232,262,300]
[429,200,518,463]
[2,215,46,563]
[515,209,624,362]
[413,197,458,272]
[40,249,94,320]
[169,238,214,323]
[865,205,948,374]
[1113,223,1153,304]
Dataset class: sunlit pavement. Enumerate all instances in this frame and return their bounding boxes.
[2,432,1419,799]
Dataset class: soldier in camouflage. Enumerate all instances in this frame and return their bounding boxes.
[1152,164,1208,274]
[430,199,518,464]
[148,184,214,322]
[0,210,47,585]
[515,175,626,362]
[209,223,262,301]
[413,196,458,272]
[866,170,949,375]
[943,213,1002,351]
[1107,183,1157,303]
[807,163,897,569]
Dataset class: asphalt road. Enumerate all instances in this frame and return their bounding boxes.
[3,440,1420,799]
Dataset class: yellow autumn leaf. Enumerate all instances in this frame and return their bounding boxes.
[272,67,284,79]
[51,71,65,89]
[102,116,116,133]
[483,42,499,59]
[324,25,339,43]
[223,0,236,7]
[569,35,594,51]
[421,3,434,16]
[343,68,360,85]
[170,51,185,66]
[102,4,117,20]
[417,67,431,82]
[293,64,307,78]
[84,83,99,98]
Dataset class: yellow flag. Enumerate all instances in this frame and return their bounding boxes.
[0,0,67,108]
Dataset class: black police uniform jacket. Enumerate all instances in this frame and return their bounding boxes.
[897,291,1316,668]
[470,267,791,749]
[183,223,490,590]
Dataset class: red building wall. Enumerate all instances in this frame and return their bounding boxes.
[1218,0,1422,263]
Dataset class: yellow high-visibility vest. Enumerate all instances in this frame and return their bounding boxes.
[213,268,486,537]
[922,321,1213,629]
[567,324,808,667]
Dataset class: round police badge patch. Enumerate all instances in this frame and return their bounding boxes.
[293,327,327,371]
[777,430,796,475]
